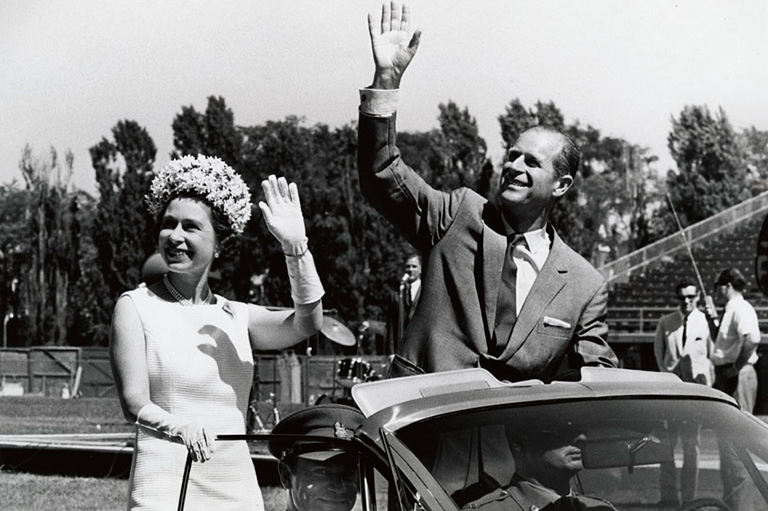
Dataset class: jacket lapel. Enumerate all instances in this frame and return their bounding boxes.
[482,223,507,340]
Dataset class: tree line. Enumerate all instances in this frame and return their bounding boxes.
[1,96,766,352]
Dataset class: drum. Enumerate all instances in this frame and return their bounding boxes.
[337,358,373,387]
[314,394,355,406]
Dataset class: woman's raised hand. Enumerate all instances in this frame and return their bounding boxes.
[259,175,307,251]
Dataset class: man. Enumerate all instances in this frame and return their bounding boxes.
[464,425,615,510]
[358,2,617,381]
[653,279,714,506]
[705,268,762,511]
[269,404,364,511]
[706,268,761,411]
[385,252,422,354]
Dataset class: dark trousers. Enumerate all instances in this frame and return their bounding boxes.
[713,365,739,396]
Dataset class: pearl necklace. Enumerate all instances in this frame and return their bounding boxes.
[163,275,212,306]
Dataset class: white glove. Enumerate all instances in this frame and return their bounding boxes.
[284,247,324,304]
[136,403,215,462]
[258,175,324,304]
[258,175,307,252]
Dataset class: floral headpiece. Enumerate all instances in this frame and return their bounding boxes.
[146,154,252,236]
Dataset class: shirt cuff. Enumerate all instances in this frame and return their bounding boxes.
[359,88,399,117]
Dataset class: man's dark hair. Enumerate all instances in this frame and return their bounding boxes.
[405,252,421,264]
[675,279,699,294]
[715,268,747,293]
[528,126,581,178]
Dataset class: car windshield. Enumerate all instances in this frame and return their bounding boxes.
[395,397,768,511]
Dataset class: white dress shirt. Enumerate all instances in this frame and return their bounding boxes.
[360,87,551,315]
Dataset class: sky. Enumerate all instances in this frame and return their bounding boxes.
[1,0,767,196]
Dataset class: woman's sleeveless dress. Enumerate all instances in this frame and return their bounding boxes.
[123,286,263,511]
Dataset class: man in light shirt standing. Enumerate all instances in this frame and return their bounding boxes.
[705,267,762,511]
[655,279,714,385]
[707,268,761,411]
[654,279,713,507]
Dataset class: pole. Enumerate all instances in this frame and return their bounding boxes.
[177,453,193,511]
[3,312,12,349]
[666,193,719,328]
[666,194,708,293]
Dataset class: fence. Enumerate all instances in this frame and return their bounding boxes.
[0,347,80,397]
[0,347,390,405]
[3,334,768,413]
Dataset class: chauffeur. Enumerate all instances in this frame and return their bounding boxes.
[269,404,364,511]
[463,426,616,511]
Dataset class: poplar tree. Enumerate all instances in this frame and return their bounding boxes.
[90,120,157,337]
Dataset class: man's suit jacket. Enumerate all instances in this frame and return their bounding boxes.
[385,281,422,355]
[654,309,713,385]
[359,112,617,382]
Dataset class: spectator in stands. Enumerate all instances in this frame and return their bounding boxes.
[269,404,364,511]
[705,267,762,511]
[654,279,713,506]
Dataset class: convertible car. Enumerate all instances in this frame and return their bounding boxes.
[192,367,768,511]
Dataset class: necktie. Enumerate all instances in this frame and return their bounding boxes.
[403,282,412,312]
[493,234,525,354]
[681,314,688,352]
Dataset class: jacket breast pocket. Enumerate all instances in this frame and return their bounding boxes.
[536,316,572,339]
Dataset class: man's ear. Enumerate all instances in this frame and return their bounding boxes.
[552,175,574,198]
[278,461,292,489]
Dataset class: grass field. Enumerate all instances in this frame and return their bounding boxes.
[0,396,132,435]
[0,396,295,510]
[0,471,289,511]
[0,472,128,511]
[0,396,128,510]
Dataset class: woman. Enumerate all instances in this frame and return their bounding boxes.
[110,154,324,510]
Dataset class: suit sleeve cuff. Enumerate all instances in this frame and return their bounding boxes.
[359,88,399,117]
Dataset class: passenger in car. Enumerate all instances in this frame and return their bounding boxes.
[462,425,616,511]
[358,2,617,383]
[268,404,364,511]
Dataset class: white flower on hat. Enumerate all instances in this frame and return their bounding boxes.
[146,154,252,235]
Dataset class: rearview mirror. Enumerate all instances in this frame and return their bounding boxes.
[582,433,673,472]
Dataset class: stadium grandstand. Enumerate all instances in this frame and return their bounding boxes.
[600,189,768,413]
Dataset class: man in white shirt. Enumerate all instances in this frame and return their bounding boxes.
[705,267,762,511]
[654,280,714,385]
[653,279,713,506]
[707,268,761,411]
